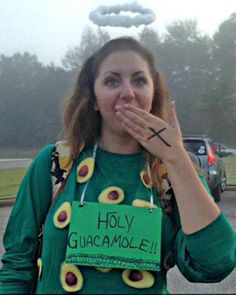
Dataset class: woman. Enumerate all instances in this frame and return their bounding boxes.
[0,37,235,294]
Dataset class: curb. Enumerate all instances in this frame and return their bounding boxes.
[226,186,236,191]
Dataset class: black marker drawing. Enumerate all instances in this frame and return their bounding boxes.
[147,127,172,147]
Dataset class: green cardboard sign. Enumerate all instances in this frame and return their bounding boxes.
[65,202,162,271]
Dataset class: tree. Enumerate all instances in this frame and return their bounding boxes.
[61,26,111,73]
[30,63,71,147]
[0,53,44,147]
[197,13,236,145]
[0,53,71,148]
[157,20,214,134]
[138,26,161,61]
[213,12,236,89]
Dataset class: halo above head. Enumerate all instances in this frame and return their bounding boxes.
[89,2,156,28]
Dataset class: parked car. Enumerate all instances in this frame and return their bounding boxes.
[183,135,226,202]
[213,143,236,157]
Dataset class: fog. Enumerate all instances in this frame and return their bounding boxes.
[1,0,236,65]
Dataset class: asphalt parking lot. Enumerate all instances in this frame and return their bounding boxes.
[167,189,236,294]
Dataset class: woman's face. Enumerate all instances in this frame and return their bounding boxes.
[94,50,154,137]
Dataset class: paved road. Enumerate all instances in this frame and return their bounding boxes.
[167,190,236,294]
[0,159,32,170]
[0,191,235,293]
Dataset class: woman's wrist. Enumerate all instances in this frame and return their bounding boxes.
[162,144,188,168]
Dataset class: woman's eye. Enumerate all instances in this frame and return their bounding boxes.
[104,78,119,87]
[133,77,147,86]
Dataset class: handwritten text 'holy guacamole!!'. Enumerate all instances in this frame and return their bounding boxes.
[67,211,158,254]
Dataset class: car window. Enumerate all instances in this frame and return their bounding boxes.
[183,140,207,156]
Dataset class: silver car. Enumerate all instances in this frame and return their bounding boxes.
[183,135,226,202]
[214,143,236,157]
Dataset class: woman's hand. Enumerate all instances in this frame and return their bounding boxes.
[116,101,221,235]
[115,101,185,164]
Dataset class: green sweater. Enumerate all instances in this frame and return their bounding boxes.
[0,144,235,294]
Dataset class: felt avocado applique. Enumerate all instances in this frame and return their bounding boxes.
[132,199,157,208]
[140,170,152,188]
[60,263,83,292]
[98,186,125,204]
[53,202,71,229]
[95,267,112,273]
[122,269,155,289]
[77,157,95,183]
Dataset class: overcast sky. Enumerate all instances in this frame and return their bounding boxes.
[1,0,235,66]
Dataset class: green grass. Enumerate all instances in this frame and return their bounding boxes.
[222,155,236,186]
[0,155,235,201]
[0,168,27,200]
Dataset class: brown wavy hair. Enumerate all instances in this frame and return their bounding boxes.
[63,36,170,192]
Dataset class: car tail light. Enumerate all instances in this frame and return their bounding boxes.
[208,149,216,166]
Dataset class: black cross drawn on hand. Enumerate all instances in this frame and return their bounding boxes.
[147,127,172,147]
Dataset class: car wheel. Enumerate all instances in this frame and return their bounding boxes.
[212,184,221,202]
[220,171,227,192]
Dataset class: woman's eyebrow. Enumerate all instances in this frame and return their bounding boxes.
[104,71,120,76]
[132,71,146,77]
[104,71,146,77]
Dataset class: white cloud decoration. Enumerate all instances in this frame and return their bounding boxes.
[89,2,156,28]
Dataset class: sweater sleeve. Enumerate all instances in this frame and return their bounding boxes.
[173,175,236,282]
[0,144,55,293]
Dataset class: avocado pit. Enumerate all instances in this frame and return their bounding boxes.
[78,165,89,177]
[57,210,67,222]
[65,271,78,286]
[129,270,143,282]
[108,190,119,200]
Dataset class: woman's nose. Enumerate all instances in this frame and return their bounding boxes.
[119,82,135,101]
